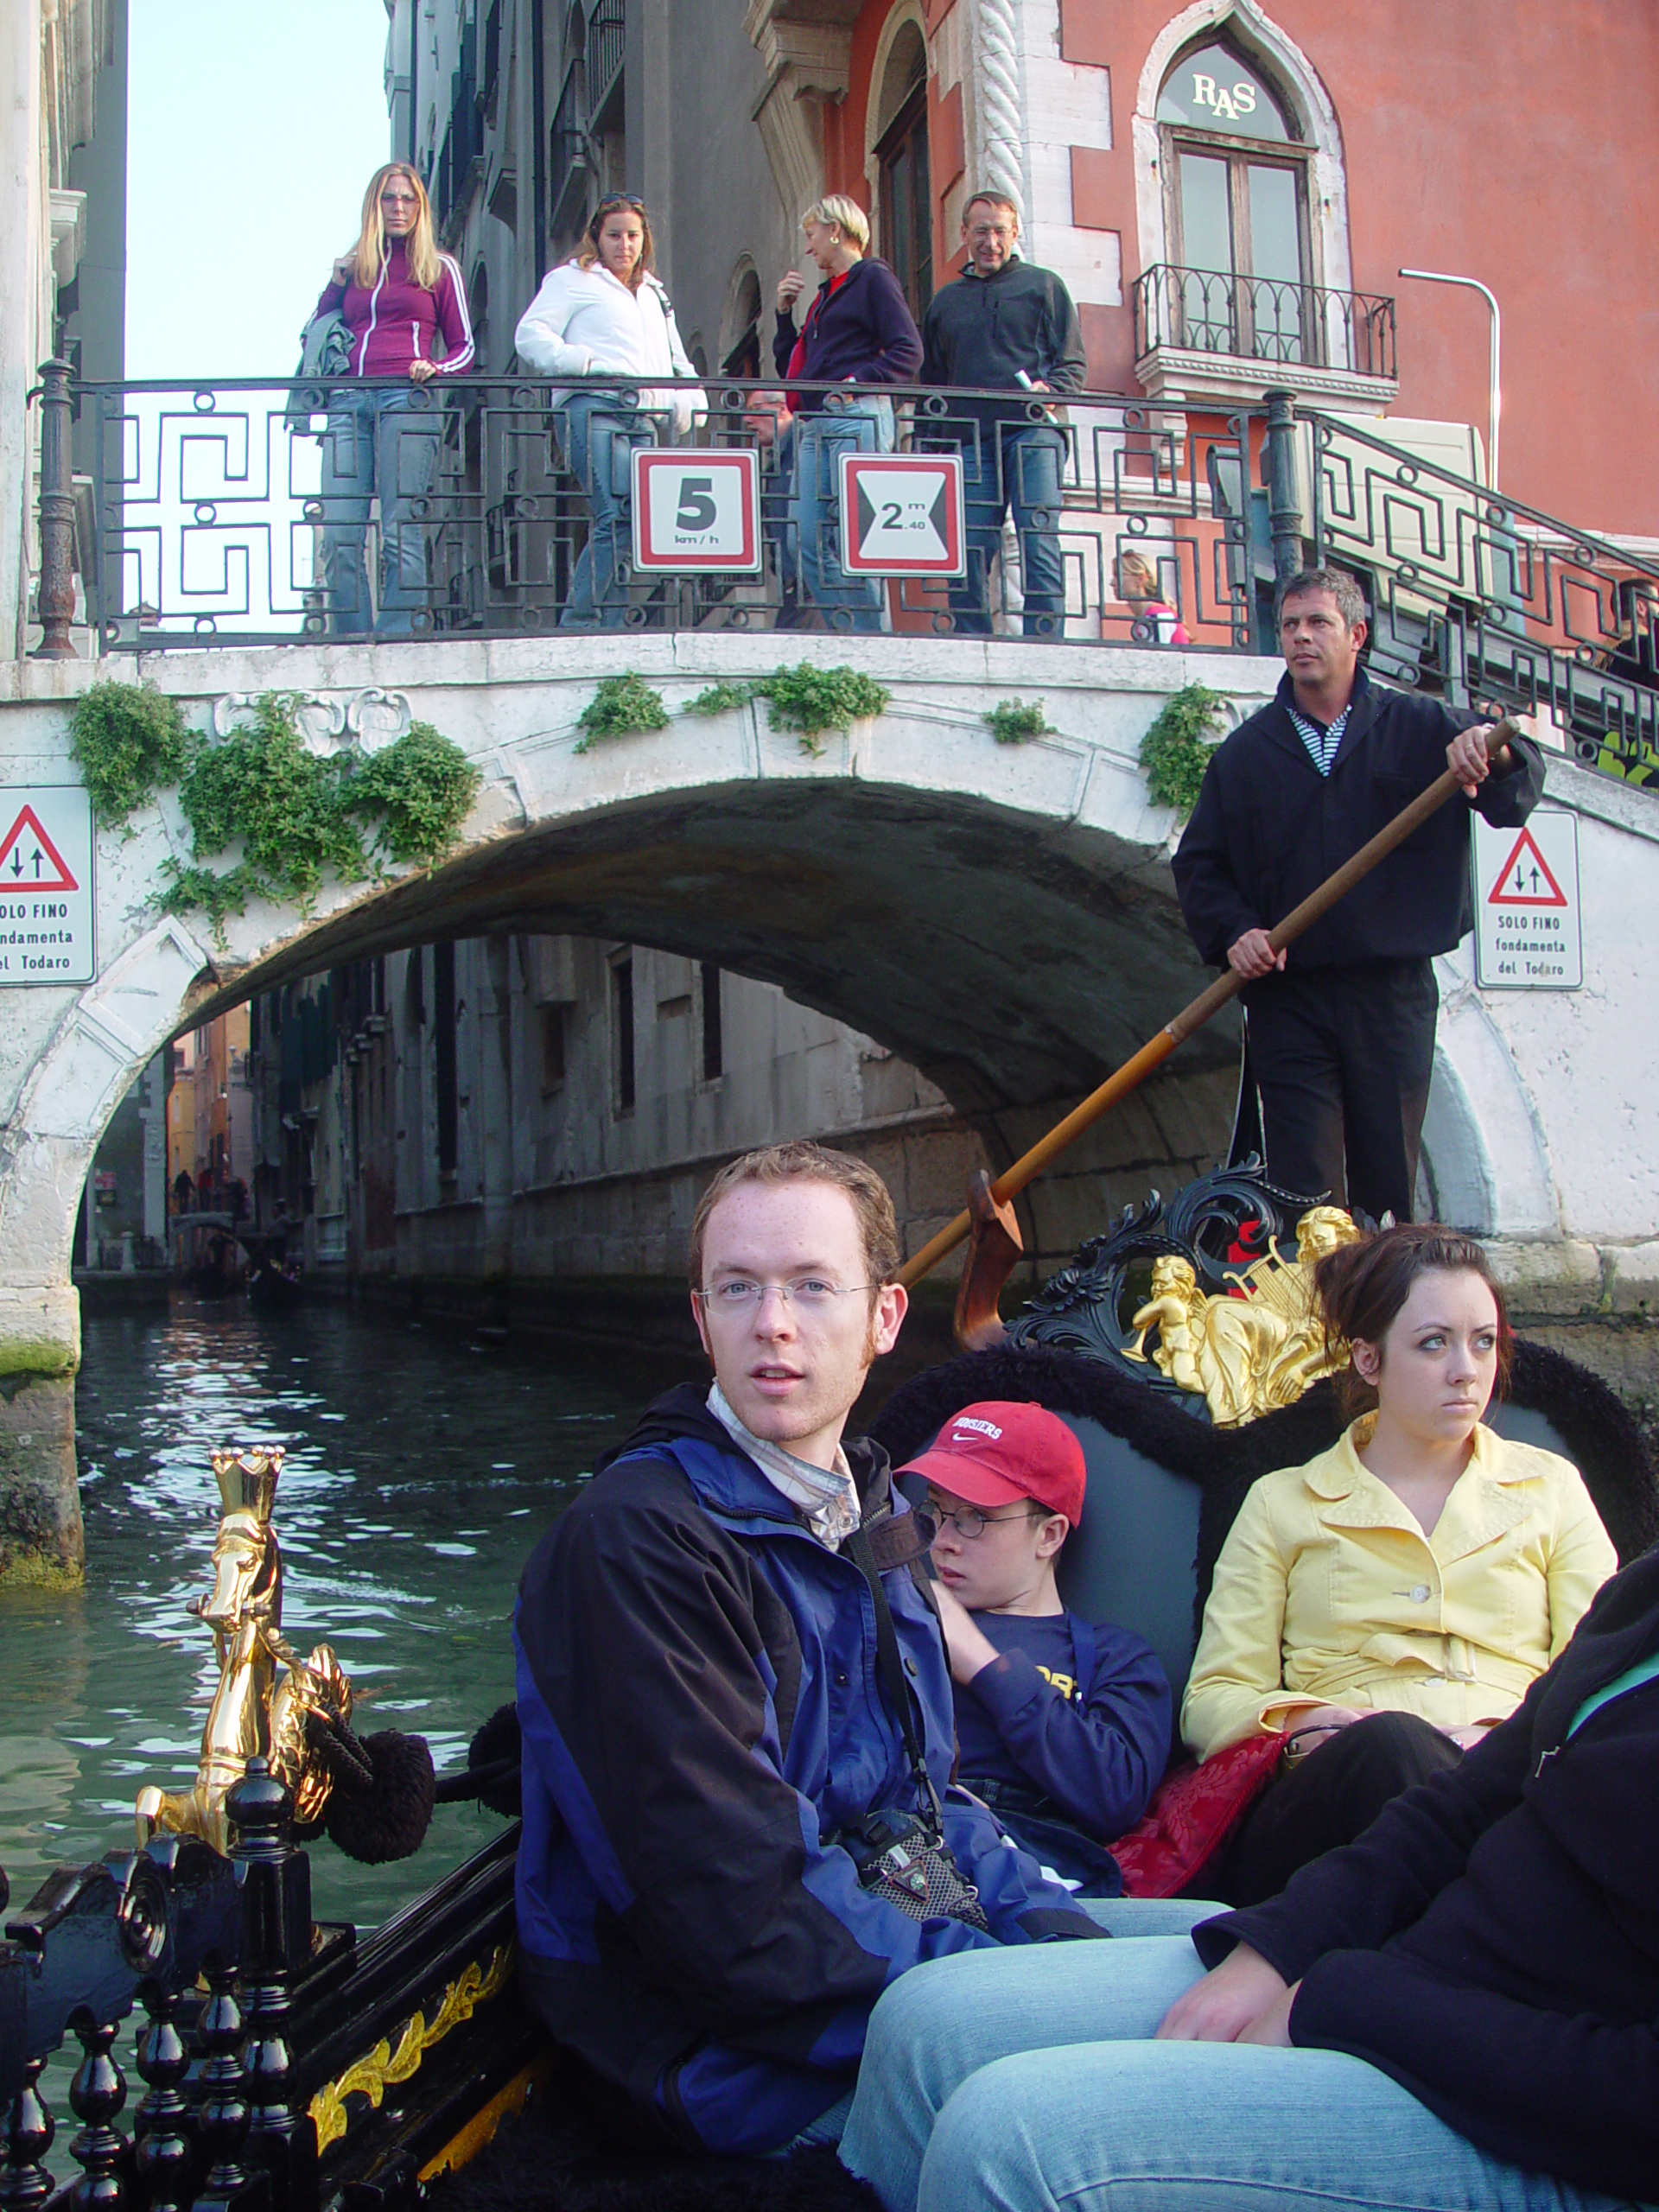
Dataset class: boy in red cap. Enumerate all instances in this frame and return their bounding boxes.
[902,1401,1172,1893]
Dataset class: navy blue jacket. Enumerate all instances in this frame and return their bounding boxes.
[512,1387,1101,2156]
[772,256,923,414]
[1201,1546,1659,2202]
[954,1609,1172,1840]
[1173,667,1544,971]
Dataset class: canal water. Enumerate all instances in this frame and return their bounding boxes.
[0,1295,652,1936]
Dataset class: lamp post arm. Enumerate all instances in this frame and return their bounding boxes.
[1399,266,1501,491]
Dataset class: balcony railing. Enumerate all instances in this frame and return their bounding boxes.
[585,0,626,131]
[1134,264,1397,383]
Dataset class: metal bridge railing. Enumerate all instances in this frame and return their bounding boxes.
[28,368,1269,658]
[1302,406,1659,789]
[24,362,1659,794]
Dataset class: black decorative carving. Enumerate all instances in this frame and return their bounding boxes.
[231,1761,315,2212]
[134,1979,194,2212]
[190,1959,255,2212]
[1004,1156,1331,1412]
[0,2056,54,2212]
[66,2012,128,2211]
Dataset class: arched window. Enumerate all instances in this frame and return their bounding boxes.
[874,22,931,325]
[1155,38,1313,363]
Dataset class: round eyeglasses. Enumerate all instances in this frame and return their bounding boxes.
[930,1503,1044,1540]
[694,1278,874,1316]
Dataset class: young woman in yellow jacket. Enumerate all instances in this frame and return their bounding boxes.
[1182,1223,1617,1904]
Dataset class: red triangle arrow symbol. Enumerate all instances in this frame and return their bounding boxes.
[0,804,79,895]
[1486,825,1567,907]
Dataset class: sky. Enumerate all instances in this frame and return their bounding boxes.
[125,0,394,380]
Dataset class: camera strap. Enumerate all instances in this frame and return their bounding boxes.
[842,1520,945,1836]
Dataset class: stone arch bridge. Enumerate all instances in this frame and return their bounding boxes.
[3,632,1655,1579]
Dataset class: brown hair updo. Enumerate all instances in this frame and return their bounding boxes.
[1315,1222,1513,1423]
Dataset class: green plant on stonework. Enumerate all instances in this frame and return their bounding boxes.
[985,698,1053,746]
[574,672,671,752]
[140,692,477,931]
[684,681,753,719]
[346,721,481,865]
[750,663,891,757]
[170,692,364,906]
[68,681,191,821]
[1138,682,1225,817]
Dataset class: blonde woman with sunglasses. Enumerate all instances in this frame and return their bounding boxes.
[313,163,474,635]
[515,194,705,629]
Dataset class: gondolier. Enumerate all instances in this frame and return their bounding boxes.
[1172,566,1545,1224]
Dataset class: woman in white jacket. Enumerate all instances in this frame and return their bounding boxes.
[514,194,703,629]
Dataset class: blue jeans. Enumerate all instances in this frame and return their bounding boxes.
[785,1897,1216,2156]
[950,419,1066,638]
[839,1932,1649,2212]
[792,392,893,633]
[556,389,656,629]
[320,385,442,637]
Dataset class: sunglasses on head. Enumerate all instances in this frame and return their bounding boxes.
[594,195,647,216]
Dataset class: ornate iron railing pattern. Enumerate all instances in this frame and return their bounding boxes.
[37,372,1265,655]
[1304,406,1659,787]
[1134,264,1397,382]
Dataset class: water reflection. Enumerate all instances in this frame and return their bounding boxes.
[0,1296,648,1931]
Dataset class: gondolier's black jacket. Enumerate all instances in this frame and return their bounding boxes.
[1172,668,1545,971]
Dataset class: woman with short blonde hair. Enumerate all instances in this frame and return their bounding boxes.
[311,162,475,635]
[773,194,920,630]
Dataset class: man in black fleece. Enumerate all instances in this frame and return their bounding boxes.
[920,189,1085,637]
[1173,565,1543,1223]
[842,1541,1659,2211]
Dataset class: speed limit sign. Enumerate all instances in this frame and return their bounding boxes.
[632,449,760,572]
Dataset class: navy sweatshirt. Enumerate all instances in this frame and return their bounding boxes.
[772,256,923,414]
[953,1608,1172,1840]
[1198,1547,1659,2204]
[1173,666,1543,971]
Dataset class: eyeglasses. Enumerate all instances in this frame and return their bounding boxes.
[929,1503,1044,1540]
[694,1277,874,1316]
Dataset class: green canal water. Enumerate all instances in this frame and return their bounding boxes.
[1,1296,650,1934]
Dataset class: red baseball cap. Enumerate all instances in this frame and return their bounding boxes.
[900,1402,1085,1525]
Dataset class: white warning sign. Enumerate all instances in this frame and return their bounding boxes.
[1472,809,1581,990]
[839,454,965,575]
[632,449,760,572]
[0,786,95,984]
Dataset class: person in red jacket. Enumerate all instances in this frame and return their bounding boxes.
[311,162,475,636]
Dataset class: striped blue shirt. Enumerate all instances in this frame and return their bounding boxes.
[1286,700,1351,776]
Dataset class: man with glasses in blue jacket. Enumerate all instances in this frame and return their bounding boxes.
[512,1141,1131,2159]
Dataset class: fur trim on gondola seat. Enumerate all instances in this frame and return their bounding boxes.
[868,1337,1658,1628]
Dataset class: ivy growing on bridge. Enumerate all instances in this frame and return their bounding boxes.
[574,672,672,751]
[68,682,190,819]
[985,699,1054,745]
[67,682,480,934]
[1137,683,1226,817]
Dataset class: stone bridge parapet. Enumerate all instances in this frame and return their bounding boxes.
[1,630,1655,1580]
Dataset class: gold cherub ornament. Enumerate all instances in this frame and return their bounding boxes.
[136,1447,355,1855]
[1126,1205,1360,1426]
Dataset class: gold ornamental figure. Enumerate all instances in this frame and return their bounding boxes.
[1126,1205,1361,1426]
[136,1446,355,1856]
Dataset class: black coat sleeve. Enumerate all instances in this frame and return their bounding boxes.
[1469,727,1545,825]
[857,261,925,384]
[1193,1675,1539,1984]
[1171,749,1266,967]
[772,307,798,379]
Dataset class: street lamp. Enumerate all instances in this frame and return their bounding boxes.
[1398,268,1501,492]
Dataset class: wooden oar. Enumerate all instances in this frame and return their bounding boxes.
[898,723,1520,1290]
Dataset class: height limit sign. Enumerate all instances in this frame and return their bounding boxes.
[0,787,94,984]
[1472,810,1581,990]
